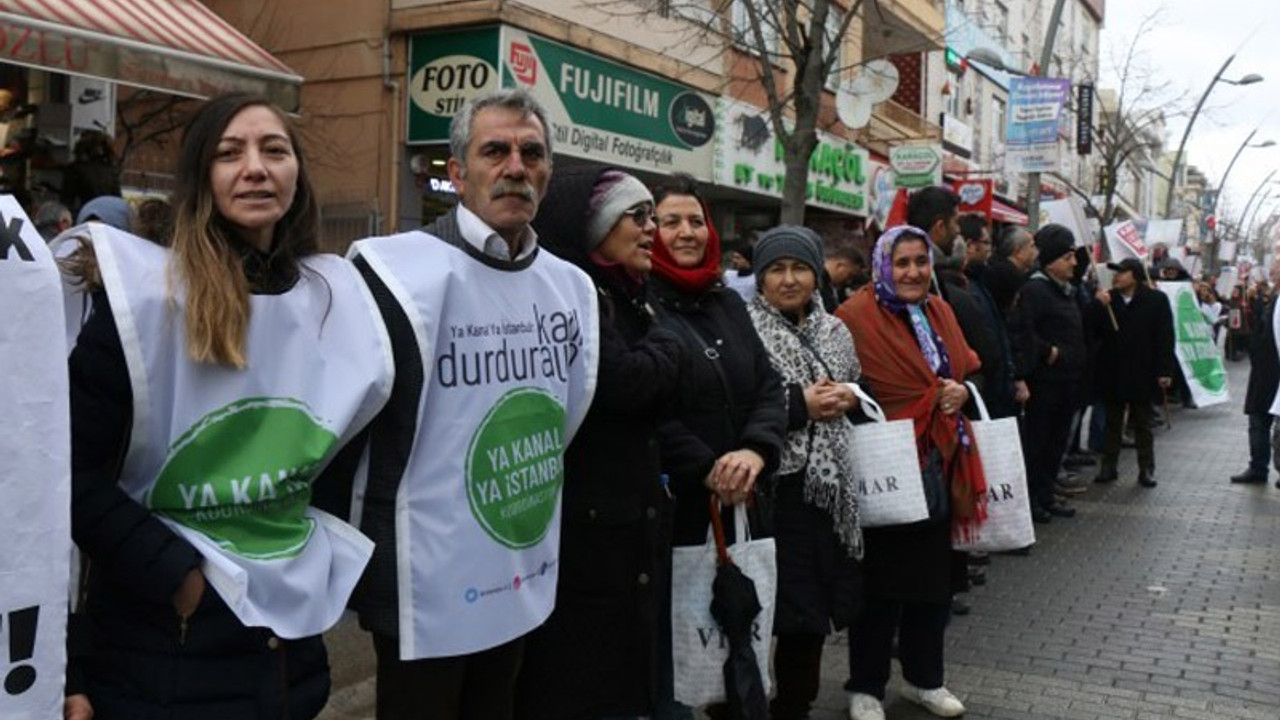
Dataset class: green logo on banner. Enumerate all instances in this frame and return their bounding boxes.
[1175,290,1226,393]
[148,398,337,559]
[466,387,566,549]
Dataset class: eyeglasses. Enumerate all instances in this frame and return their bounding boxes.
[625,204,656,227]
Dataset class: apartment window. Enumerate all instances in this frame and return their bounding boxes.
[946,70,963,117]
[731,1,779,56]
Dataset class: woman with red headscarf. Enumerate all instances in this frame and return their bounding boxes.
[835,225,987,720]
[648,173,786,716]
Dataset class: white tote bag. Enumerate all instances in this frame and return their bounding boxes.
[953,382,1036,552]
[671,503,776,707]
[843,384,930,527]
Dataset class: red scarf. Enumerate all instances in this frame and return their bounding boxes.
[650,197,723,294]
[836,286,988,540]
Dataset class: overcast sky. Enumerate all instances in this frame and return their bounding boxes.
[1100,0,1278,221]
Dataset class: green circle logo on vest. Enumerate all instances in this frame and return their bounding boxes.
[466,387,566,549]
[1175,289,1226,394]
[148,397,338,560]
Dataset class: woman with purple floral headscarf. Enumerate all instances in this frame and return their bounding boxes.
[833,225,988,720]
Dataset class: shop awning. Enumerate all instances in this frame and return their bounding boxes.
[0,0,302,111]
[992,199,1028,225]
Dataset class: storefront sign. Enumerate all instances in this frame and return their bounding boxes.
[714,98,871,216]
[941,113,973,158]
[1005,77,1071,173]
[504,28,716,176]
[890,145,942,189]
[407,26,717,178]
[407,27,502,144]
[1076,83,1094,156]
[953,178,993,218]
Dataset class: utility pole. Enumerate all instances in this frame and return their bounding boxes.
[1025,0,1068,232]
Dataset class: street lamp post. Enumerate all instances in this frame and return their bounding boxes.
[1163,56,1264,219]
[1243,191,1275,249]
[1228,172,1279,270]
[1206,130,1275,268]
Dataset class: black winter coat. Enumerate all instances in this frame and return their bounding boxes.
[983,257,1028,316]
[515,166,686,720]
[70,288,330,720]
[1011,273,1087,386]
[1088,286,1177,404]
[1245,298,1279,414]
[650,276,787,546]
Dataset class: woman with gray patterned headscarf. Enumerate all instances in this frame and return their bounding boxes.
[746,224,864,720]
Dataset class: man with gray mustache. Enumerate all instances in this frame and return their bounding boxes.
[345,89,600,720]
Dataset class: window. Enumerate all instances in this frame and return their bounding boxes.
[731,1,779,56]
[946,70,963,117]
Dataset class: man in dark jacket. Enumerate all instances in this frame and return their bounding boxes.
[1012,225,1086,523]
[1090,258,1176,487]
[1230,291,1280,485]
[961,214,1027,418]
[986,225,1038,315]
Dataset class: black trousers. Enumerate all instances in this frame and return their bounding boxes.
[373,634,524,720]
[1022,381,1078,508]
[770,633,827,720]
[845,597,950,699]
[1102,399,1155,473]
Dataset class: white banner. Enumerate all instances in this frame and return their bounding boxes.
[1105,220,1148,260]
[1157,281,1229,408]
[1039,197,1092,247]
[0,196,71,719]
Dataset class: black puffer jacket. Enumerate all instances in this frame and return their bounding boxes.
[514,166,686,720]
[1011,272,1087,386]
[70,261,330,720]
[650,275,786,546]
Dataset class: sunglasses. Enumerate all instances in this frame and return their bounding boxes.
[624,204,656,227]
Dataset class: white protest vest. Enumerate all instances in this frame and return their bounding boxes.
[79,225,393,639]
[351,231,599,660]
[1,196,70,720]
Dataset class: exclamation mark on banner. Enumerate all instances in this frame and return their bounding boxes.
[3,606,39,695]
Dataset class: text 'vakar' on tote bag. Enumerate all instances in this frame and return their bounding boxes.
[671,500,776,708]
[953,381,1036,552]
[842,383,929,527]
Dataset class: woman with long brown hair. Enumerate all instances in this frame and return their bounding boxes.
[63,93,390,719]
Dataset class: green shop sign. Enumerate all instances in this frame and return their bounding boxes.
[407,27,502,144]
[407,25,716,178]
[714,97,871,216]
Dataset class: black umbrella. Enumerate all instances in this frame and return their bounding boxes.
[707,496,769,720]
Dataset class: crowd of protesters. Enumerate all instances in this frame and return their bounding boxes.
[14,87,1249,720]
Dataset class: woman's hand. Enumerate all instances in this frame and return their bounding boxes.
[64,694,93,720]
[706,448,766,504]
[804,378,859,421]
[936,379,970,416]
[172,568,205,618]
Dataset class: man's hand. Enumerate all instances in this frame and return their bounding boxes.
[1158,376,1173,389]
[1047,346,1060,366]
[173,568,205,618]
[1096,289,1111,305]
[1014,380,1030,404]
[64,694,93,720]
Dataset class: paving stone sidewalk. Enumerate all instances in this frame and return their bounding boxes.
[806,359,1280,720]
[320,362,1280,720]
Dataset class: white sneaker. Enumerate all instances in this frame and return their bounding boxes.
[848,692,886,720]
[901,683,966,717]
